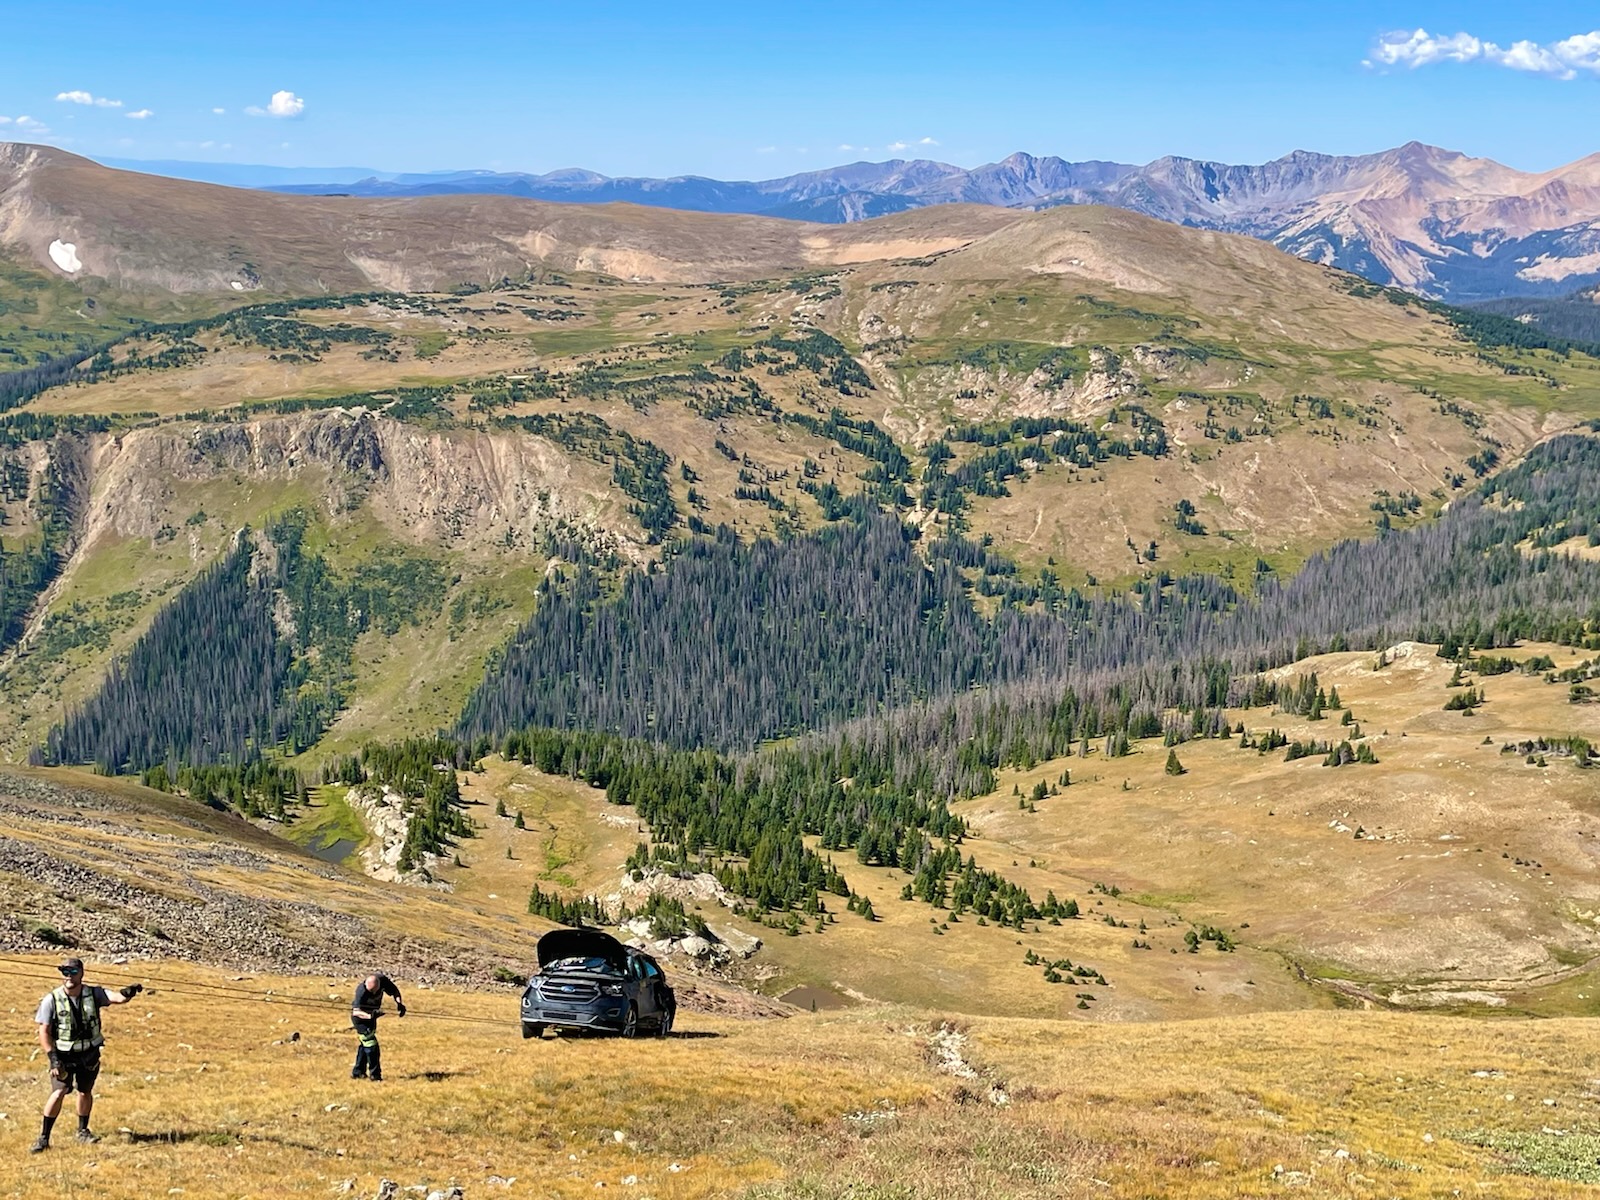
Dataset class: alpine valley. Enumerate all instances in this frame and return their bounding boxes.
[3,138,1600,1198]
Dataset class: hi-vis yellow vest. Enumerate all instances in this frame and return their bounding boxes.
[51,986,103,1052]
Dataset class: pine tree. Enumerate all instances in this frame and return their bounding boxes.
[1165,749,1186,776]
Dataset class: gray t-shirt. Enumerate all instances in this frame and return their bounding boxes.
[36,987,111,1029]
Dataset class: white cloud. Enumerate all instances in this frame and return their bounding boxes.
[918,137,939,146]
[1371,27,1600,79]
[15,115,48,132]
[0,116,10,125]
[756,145,777,153]
[887,141,908,152]
[212,106,226,115]
[56,90,122,108]
[126,109,153,120]
[247,90,306,118]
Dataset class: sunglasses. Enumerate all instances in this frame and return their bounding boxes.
[58,968,83,977]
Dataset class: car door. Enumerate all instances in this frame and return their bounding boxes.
[642,958,671,1016]
[628,954,657,1022]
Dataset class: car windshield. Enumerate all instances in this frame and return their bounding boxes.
[543,954,623,976]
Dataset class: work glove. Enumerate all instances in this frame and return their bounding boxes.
[119,984,143,999]
[47,1050,63,1081]
[396,1003,407,1018]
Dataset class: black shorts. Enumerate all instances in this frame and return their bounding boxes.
[52,1048,101,1094]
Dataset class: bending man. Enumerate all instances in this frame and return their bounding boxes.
[350,972,405,1081]
[33,956,143,1153]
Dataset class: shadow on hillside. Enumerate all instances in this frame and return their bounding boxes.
[120,1128,320,1151]
[404,1068,474,1081]
[122,1129,235,1147]
[545,1029,723,1040]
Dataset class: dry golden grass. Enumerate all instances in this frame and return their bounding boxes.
[762,1008,1600,1199]
[752,828,1314,1022]
[5,958,1600,1198]
[957,641,1600,1007]
[442,758,643,909]
[0,957,928,1199]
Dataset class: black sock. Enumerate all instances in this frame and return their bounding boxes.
[78,1114,90,1132]
[40,1114,56,1141]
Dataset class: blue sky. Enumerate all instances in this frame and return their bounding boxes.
[2,0,1597,176]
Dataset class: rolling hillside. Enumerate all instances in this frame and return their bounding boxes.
[0,148,1595,1015]
[8,952,1600,1198]
[2,163,1599,764]
[2,637,1600,1196]
[5,147,1600,1196]
[0,142,1014,296]
[169,141,1600,302]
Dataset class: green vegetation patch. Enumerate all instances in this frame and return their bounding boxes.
[0,254,147,371]
[285,785,367,855]
[897,338,1085,387]
[1457,1128,1600,1184]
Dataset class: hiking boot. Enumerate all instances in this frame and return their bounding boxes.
[75,1129,100,1144]
[29,1136,48,1154]
[368,1074,382,1082]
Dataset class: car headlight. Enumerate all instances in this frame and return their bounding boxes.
[599,982,625,997]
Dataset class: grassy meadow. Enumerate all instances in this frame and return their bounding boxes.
[6,959,1600,1197]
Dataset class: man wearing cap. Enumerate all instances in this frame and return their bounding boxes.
[31,957,143,1153]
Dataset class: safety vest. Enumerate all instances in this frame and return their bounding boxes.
[50,986,103,1052]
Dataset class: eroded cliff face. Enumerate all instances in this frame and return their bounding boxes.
[76,409,637,556]
[0,410,644,761]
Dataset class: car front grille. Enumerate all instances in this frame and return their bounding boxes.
[536,979,602,1004]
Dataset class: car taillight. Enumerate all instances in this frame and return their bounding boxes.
[599,982,625,997]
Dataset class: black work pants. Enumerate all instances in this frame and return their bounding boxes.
[351,1017,381,1079]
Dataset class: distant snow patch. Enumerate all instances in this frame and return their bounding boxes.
[48,239,82,273]
[231,281,245,290]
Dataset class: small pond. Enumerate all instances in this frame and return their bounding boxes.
[779,985,849,1012]
[307,835,358,864]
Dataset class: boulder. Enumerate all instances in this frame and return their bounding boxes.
[677,935,714,960]
[711,926,763,959]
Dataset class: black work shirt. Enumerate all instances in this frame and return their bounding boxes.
[352,974,402,1019]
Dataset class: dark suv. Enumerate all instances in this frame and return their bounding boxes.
[521,928,676,1039]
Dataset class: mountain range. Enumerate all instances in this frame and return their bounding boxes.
[122,142,1600,303]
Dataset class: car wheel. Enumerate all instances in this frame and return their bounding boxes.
[620,1004,639,1039]
[656,1008,674,1038]
[522,1021,545,1040]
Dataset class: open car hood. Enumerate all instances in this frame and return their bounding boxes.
[536,927,628,970]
